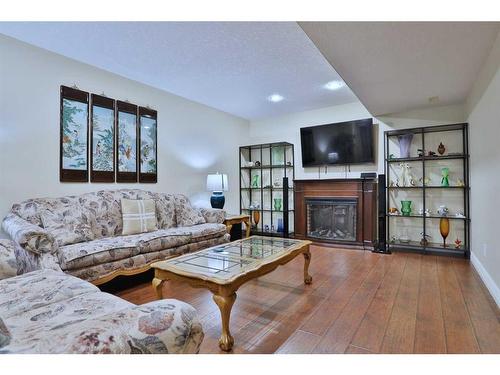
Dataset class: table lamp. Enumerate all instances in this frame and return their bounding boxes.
[206,173,228,209]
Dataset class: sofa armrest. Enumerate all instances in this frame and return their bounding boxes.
[197,207,226,224]
[2,213,57,255]
[0,239,18,280]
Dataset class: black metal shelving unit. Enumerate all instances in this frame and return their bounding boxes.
[384,123,470,258]
[239,142,295,238]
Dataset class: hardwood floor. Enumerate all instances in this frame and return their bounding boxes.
[114,245,500,354]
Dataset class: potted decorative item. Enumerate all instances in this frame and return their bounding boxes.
[437,142,446,155]
[440,217,450,248]
[397,133,413,158]
[441,167,450,187]
[400,200,412,216]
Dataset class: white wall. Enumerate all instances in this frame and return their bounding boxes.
[0,34,249,231]
[466,30,500,307]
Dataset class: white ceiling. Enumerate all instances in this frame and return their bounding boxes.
[299,22,500,116]
[0,22,358,120]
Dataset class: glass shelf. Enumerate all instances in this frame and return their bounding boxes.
[387,214,469,221]
[386,154,467,163]
[241,165,294,169]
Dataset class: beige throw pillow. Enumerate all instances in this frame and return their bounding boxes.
[121,199,158,235]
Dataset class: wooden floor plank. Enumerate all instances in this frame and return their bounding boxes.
[312,254,394,353]
[380,253,421,353]
[452,259,500,353]
[275,330,322,354]
[350,252,407,353]
[413,255,447,353]
[437,257,480,353]
[345,345,373,354]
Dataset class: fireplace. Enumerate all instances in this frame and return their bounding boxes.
[294,179,377,249]
[306,198,357,241]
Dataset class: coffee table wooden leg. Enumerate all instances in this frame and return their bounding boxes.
[213,292,237,351]
[152,277,165,299]
[303,247,313,285]
[244,219,251,238]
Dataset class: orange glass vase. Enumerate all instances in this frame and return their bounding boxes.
[252,210,260,228]
[439,217,450,248]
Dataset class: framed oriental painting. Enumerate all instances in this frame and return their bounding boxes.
[139,107,157,183]
[116,101,138,182]
[60,86,89,182]
[90,94,115,182]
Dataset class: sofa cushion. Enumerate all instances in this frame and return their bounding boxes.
[41,204,96,246]
[174,194,205,227]
[0,269,98,319]
[58,235,142,270]
[0,318,10,348]
[10,196,80,227]
[121,199,158,235]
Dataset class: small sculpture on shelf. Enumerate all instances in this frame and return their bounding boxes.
[457,178,465,187]
[418,208,432,216]
[417,149,425,157]
[428,151,437,157]
[454,238,462,249]
[251,174,260,188]
[455,212,466,218]
[441,167,450,187]
[273,178,282,188]
[246,161,255,167]
[254,160,261,167]
[286,161,292,166]
[388,207,400,215]
[419,176,431,186]
[437,142,446,155]
[264,224,269,232]
[440,217,450,248]
[419,232,431,246]
[390,235,397,244]
[437,205,449,216]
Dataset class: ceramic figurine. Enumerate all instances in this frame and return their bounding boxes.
[246,161,255,167]
[399,162,412,187]
[454,238,462,249]
[388,153,395,160]
[264,225,269,232]
[390,235,397,244]
[419,176,431,186]
[417,149,425,157]
[388,207,400,215]
[254,160,261,167]
[428,151,437,157]
[437,142,446,155]
[457,178,465,187]
[455,212,466,218]
[437,205,449,216]
[419,232,431,246]
[286,161,292,166]
[273,178,282,188]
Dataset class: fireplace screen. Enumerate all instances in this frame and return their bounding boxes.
[306,198,357,241]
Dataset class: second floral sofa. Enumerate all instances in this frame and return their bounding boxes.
[2,189,228,284]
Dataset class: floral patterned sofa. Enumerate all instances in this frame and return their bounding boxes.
[1,189,228,284]
[0,268,204,353]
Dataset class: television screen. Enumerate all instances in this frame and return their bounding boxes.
[300,118,374,166]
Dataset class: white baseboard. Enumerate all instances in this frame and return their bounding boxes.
[470,252,500,308]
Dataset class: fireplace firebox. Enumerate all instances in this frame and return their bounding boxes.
[306,198,357,241]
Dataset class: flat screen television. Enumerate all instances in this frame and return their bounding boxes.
[300,118,374,166]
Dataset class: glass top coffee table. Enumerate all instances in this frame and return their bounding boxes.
[151,236,312,352]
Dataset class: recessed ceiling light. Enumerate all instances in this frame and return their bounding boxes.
[324,80,345,91]
[267,94,284,103]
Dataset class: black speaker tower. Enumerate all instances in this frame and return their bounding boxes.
[373,174,391,254]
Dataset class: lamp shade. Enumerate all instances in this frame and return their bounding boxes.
[206,173,228,192]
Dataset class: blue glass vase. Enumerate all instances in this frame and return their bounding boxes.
[277,218,284,233]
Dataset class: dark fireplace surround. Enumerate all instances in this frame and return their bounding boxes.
[294,179,377,249]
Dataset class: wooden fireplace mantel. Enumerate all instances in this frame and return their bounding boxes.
[294,178,377,249]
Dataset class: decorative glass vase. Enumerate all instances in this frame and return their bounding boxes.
[400,200,412,216]
[273,198,282,211]
[251,174,260,188]
[441,167,450,187]
[277,218,284,233]
[252,210,260,228]
[440,217,450,247]
[397,133,413,158]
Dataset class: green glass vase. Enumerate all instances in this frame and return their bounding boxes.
[401,200,412,216]
[441,167,450,187]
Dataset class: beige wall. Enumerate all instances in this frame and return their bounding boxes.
[0,34,250,233]
[466,30,500,306]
